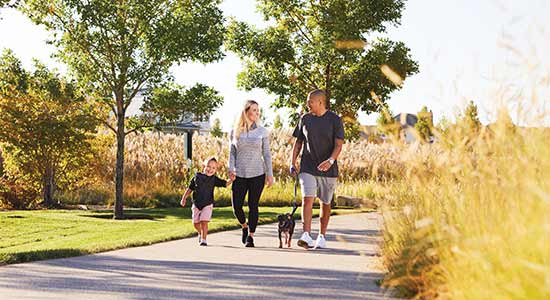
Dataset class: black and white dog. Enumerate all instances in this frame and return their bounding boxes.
[277,205,297,248]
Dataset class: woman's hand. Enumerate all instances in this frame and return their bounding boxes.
[266,175,274,188]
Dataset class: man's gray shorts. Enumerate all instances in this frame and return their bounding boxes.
[299,172,337,205]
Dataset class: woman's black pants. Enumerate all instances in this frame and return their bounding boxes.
[231,174,265,233]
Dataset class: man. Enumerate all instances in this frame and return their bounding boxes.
[290,89,345,249]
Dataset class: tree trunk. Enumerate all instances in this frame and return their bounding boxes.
[325,64,331,107]
[42,163,55,207]
[114,100,126,219]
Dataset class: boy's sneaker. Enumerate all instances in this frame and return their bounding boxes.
[242,227,249,245]
[245,236,255,247]
[297,232,314,249]
[314,234,327,249]
[200,241,208,246]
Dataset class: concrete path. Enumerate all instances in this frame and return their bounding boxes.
[0,213,396,300]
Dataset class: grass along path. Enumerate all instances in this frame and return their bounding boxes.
[0,207,361,265]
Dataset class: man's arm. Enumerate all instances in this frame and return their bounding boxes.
[317,138,344,172]
[291,139,303,174]
[330,138,344,161]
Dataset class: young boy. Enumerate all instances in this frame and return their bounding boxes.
[181,157,233,246]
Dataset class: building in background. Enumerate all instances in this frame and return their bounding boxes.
[158,113,212,160]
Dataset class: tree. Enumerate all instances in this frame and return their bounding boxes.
[142,81,223,126]
[414,106,433,142]
[376,104,400,139]
[343,116,362,141]
[226,0,418,139]
[0,49,98,207]
[435,115,450,137]
[0,0,17,9]
[23,0,225,218]
[458,100,482,132]
[273,114,283,129]
[0,0,20,20]
[210,118,223,138]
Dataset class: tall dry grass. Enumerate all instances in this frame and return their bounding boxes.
[121,128,407,182]
[64,128,404,207]
[380,118,550,299]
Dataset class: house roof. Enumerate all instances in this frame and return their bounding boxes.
[159,121,201,133]
[393,113,418,127]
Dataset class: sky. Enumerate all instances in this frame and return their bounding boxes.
[1,0,548,130]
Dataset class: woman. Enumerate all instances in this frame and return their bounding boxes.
[228,100,274,247]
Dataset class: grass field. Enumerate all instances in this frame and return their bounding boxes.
[0,207,361,265]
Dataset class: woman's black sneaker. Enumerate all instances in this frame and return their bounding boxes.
[245,236,254,247]
[242,227,249,244]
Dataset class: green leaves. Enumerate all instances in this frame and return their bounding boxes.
[227,0,419,140]
[142,82,223,126]
[210,118,224,138]
[0,51,99,207]
[22,0,226,215]
[23,0,225,115]
[458,100,482,132]
[415,106,433,142]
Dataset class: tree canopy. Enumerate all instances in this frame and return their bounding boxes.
[414,105,433,142]
[0,49,98,208]
[210,118,224,138]
[226,0,419,133]
[22,0,226,218]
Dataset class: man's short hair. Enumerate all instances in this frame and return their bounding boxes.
[308,89,328,108]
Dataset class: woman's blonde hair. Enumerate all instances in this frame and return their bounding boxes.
[233,100,259,141]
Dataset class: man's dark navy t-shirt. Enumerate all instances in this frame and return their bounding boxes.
[292,111,345,178]
[188,172,227,209]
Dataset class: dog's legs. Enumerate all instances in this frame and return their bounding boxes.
[285,231,290,247]
[278,230,283,248]
[288,226,295,248]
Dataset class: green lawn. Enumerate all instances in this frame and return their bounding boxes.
[0,207,360,265]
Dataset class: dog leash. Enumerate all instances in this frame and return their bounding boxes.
[290,175,298,216]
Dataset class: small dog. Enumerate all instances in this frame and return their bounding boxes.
[277,210,296,248]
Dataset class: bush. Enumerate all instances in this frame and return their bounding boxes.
[0,177,40,209]
[56,184,112,206]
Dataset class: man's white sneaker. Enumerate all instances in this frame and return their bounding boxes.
[314,235,327,249]
[297,232,314,249]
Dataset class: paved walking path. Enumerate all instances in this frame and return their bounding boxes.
[0,212,395,300]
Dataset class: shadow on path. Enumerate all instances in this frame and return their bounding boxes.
[1,255,391,300]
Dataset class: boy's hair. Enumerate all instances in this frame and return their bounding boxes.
[202,156,218,166]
